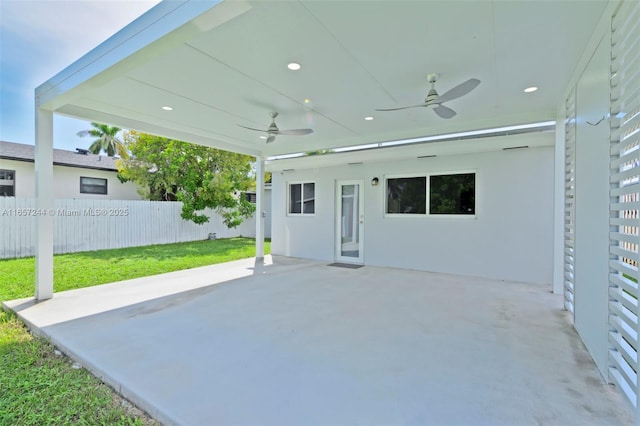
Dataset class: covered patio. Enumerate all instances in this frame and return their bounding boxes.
[3,257,633,425]
[23,0,640,422]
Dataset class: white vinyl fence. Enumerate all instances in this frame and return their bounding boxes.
[0,198,257,259]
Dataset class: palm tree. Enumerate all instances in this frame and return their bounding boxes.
[77,122,124,157]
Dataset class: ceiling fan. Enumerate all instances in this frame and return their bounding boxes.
[238,112,313,143]
[377,74,480,119]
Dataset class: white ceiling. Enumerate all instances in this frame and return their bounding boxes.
[40,0,608,158]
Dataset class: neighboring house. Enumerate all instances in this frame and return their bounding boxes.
[0,141,267,258]
[0,141,141,200]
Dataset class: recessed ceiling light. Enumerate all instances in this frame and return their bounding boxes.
[302,98,313,111]
[524,86,538,93]
[287,62,301,71]
[364,116,374,121]
[259,136,267,139]
[162,106,173,111]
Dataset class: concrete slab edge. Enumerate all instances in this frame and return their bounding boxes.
[2,301,175,426]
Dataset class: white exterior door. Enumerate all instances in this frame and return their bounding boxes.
[335,180,364,263]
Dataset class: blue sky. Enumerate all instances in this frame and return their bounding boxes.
[1,0,160,152]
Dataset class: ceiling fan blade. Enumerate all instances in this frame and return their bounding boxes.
[376,104,427,111]
[266,135,276,143]
[238,124,268,133]
[277,128,314,136]
[433,105,456,119]
[434,78,480,104]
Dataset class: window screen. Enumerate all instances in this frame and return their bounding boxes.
[80,177,108,194]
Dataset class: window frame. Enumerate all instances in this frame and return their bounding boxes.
[287,181,316,216]
[80,176,108,195]
[384,170,477,219]
[0,169,15,197]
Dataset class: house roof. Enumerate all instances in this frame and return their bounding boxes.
[35,1,612,159]
[0,141,118,171]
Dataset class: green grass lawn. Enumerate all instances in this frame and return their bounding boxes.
[0,237,270,302]
[0,237,269,425]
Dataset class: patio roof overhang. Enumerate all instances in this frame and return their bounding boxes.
[35,0,611,159]
[32,0,614,300]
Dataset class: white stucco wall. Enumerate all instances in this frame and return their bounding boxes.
[52,165,141,199]
[271,135,554,285]
[0,159,141,199]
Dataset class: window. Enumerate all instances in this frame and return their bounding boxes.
[80,177,107,194]
[385,172,476,216]
[386,177,426,214]
[289,182,315,214]
[244,192,257,203]
[0,169,15,196]
[429,173,475,215]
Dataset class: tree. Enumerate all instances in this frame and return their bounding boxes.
[117,131,255,227]
[77,122,125,157]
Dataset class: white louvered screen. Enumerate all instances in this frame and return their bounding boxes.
[608,0,640,408]
[564,87,577,314]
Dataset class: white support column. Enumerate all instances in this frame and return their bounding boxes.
[552,113,565,295]
[255,156,265,259]
[35,107,54,300]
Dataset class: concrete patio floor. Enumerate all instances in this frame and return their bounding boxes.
[3,256,634,425]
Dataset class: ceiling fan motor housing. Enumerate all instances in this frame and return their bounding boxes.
[425,88,439,104]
